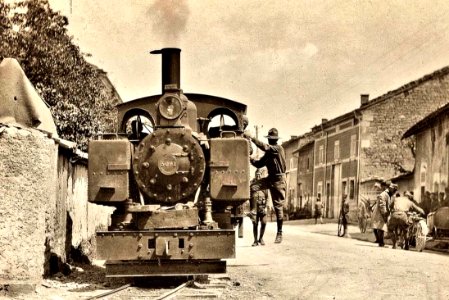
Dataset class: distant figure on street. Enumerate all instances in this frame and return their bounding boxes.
[431,192,439,212]
[388,195,425,249]
[315,196,324,224]
[341,194,350,237]
[244,128,287,244]
[442,187,449,207]
[372,182,398,247]
[250,170,269,246]
[420,191,432,215]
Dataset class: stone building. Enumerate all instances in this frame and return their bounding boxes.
[293,66,449,219]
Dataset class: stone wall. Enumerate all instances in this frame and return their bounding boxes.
[0,126,57,283]
[0,124,114,287]
[360,70,449,182]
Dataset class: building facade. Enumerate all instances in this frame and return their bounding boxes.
[282,136,301,218]
[293,66,449,219]
[295,139,314,217]
[311,114,360,219]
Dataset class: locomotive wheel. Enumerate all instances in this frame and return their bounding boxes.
[415,223,426,252]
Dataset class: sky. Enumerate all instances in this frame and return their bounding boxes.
[48,0,449,140]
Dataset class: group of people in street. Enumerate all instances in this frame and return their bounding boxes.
[371,182,425,249]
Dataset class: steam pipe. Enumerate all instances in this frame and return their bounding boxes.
[150,48,181,93]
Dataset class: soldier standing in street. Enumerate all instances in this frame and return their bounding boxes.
[372,182,398,247]
[244,128,287,244]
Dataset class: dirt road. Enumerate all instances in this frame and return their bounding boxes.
[223,218,449,299]
[7,218,449,299]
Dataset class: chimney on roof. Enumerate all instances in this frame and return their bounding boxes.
[361,94,369,106]
[321,118,328,124]
[291,135,298,139]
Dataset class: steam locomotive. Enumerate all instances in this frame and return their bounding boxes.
[88,48,250,277]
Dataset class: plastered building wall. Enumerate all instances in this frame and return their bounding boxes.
[0,125,114,283]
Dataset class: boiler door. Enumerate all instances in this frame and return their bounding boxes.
[133,128,205,204]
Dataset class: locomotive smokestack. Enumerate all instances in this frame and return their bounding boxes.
[150,48,181,92]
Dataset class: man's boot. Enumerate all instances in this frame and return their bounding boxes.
[378,230,385,247]
[275,232,282,243]
[258,223,266,245]
[373,229,379,243]
[275,219,283,243]
[252,223,258,246]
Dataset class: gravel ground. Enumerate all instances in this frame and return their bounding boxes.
[3,218,448,299]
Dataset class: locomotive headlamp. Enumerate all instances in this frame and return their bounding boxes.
[159,94,183,120]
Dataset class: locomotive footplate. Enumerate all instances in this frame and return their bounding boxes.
[96,229,235,262]
[105,260,226,277]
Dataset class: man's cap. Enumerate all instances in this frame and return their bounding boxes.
[389,183,398,190]
[265,128,280,140]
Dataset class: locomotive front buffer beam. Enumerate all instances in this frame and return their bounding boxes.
[96,229,235,277]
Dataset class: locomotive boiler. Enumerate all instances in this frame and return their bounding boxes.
[88,48,250,277]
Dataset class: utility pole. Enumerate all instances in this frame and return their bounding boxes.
[254,124,263,159]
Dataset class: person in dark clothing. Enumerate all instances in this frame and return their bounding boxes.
[128,119,148,142]
[341,194,350,237]
[250,169,268,246]
[244,128,287,244]
[442,187,449,207]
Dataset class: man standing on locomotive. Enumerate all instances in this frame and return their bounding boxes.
[244,128,287,244]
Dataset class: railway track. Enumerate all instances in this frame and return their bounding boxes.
[86,275,231,299]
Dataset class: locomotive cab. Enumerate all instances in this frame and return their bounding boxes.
[88,48,250,277]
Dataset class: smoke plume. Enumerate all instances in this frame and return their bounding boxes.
[148,0,190,44]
